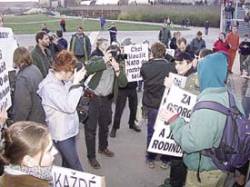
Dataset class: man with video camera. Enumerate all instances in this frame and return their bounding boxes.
[84,38,128,169]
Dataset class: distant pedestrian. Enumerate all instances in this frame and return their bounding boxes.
[189,31,206,56]
[60,18,66,32]
[204,20,209,35]
[108,22,118,44]
[99,16,106,30]
[226,25,240,73]
[41,23,50,34]
[159,23,171,48]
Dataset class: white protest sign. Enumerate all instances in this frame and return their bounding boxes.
[166,49,175,57]
[148,85,197,157]
[154,73,187,130]
[124,43,148,82]
[52,166,106,187]
[0,49,11,110]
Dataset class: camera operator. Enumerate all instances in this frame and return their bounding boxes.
[84,38,128,169]
[110,38,141,138]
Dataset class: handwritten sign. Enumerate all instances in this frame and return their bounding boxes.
[124,44,148,82]
[52,166,106,187]
[148,85,197,157]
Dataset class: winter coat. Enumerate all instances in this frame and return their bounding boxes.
[190,38,206,55]
[37,70,83,141]
[13,64,45,124]
[31,45,52,78]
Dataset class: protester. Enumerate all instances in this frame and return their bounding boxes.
[204,20,209,35]
[108,22,118,44]
[12,47,45,124]
[56,30,68,51]
[189,31,206,56]
[84,43,128,169]
[69,26,91,64]
[226,25,240,73]
[160,52,197,187]
[213,32,230,53]
[175,37,194,59]
[37,50,86,171]
[141,42,174,169]
[160,52,240,187]
[170,32,181,50]
[48,33,60,59]
[241,55,250,118]
[110,38,141,138]
[0,121,57,187]
[239,34,250,74]
[159,23,171,48]
[31,31,53,78]
[59,18,66,32]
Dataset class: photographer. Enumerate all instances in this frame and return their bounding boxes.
[110,38,141,138]
[84,39,128,169]
[37,50,86,171]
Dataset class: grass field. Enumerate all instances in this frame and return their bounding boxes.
[3,14,185,34]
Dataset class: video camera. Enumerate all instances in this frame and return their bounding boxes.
[109,45,127,61]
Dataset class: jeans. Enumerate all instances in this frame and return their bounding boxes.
[146,107,170,163]
[170,158,187,187]
[54,136,83,171]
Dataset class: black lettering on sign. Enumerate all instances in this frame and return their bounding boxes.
[0,49,2,60]
[181,94,191,105]
[0,32,9,38]
[152,140,159,149]
[166,131,174,139]
[151,140,182,153]
[89,177,97,187]
[3,74,8,83]
[70,174,77,187]
[54,172,62,186]
[173,78,181,87]
[159,128,165,138]
[63,175,70,186]
[79,178,87,187]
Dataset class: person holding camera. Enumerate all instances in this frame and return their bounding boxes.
[37,50,86,171]
[84,39,128,169]
[110,38,141,138]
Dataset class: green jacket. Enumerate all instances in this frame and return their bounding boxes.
[170,87,243,172]
[85,56,128,100]
[31,45,53,78]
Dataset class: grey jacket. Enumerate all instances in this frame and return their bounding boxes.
[190,38,206,55]
[13,64,45,124]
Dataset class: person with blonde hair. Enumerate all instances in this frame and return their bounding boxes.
[0,121,57,187]
[12,47,45,123]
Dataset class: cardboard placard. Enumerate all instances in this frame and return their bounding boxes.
[124,44,148,82]
[52,166,106,187]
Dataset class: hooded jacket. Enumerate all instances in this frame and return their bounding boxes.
[170,52,243,171]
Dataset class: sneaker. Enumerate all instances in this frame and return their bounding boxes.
[110,128,117,138]
[129,124,141,132]
[89,158,101,169]
[160,162,169,169]
[98,148,114,157]
[148,161,155,169]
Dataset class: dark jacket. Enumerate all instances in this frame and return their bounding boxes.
[190,38,206,55]
[108,26,117,43]
[159,27,171,47]
[69,33,91,61]
[0,174,49,187]
[170,37,178,50]
[57,37,68,51]
[31,45,52,78]
[13,64,45,124]
[141,58,173,109]
[239,41,250,55]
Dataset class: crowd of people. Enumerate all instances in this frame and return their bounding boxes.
[0,18,250,187]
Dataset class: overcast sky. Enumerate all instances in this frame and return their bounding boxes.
[0,0,38,2]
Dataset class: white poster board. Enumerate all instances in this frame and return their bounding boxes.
[124,43,148,82]
[148,85,197,157]
[0,49,11,110]
[52,166,106,187]
[166,49,175,57]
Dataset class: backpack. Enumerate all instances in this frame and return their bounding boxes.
[193,91,250,172]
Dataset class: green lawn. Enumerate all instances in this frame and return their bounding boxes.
[3,14,185,34]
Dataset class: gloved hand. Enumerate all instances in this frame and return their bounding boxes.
[73,66,86,85]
